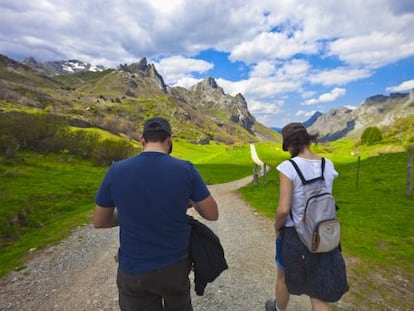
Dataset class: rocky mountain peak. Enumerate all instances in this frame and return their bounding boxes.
[365,92,407,105]
[204,77,219,88]
[308,90,414,141]
[191,77,225,95]
[235,93,247,106]
[121,57,148,73]
[21,57,105,75]
[118,58,167,93]
[146,63,167,93]
[303,111,323,128]
[308,107,355,140]
[22,57,38,65]
[0,52,279,144]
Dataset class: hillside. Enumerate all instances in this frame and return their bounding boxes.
[0,54,280,145]
[308,91,414,141]
[3,52,413,146]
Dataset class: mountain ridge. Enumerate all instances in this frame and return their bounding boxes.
[308,90,414,141]
[0,53,279,145]
[2,53,413,144]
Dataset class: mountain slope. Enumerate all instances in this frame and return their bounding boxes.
[308,91,414,141]
[0,54,280,145]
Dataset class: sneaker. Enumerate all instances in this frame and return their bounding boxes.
[265,299,277,311]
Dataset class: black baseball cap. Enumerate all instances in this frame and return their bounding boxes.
[143,117,171,135]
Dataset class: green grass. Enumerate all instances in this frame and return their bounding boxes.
[0,152,106,276]
[0,142,253,277]
[173,139,253,184]
[239,148,414,309]
[242,152,414,270]
[1,139,414,309]
[334,153,414,270]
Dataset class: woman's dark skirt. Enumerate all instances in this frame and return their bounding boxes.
[282,227,349,302]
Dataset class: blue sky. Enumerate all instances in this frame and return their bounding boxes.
[1,0,414,128]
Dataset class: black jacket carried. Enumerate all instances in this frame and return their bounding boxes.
[188,216,228,296]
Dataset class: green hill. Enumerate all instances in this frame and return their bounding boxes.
[0,53,280,145]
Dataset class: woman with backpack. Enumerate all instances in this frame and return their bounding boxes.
[265,122,349,311]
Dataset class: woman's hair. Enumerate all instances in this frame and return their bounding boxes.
[281,122,318,157]
[284,131,318,157]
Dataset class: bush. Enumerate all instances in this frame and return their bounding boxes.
[0,134,20,158]
[361,126,382,145]
[0,111,68,153]
[0,111,138,165]
[92,139,137,165]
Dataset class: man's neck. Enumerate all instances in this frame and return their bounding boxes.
[143,142,168,154]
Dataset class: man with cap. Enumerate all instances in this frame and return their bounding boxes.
[94,117,218,311]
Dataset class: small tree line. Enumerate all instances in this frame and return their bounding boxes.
[0,111,138,165]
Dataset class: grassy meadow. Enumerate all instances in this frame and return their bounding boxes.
[239,142,414,309]
[0,152,106,276]
[0,137,413,309]
[0,140,254,277]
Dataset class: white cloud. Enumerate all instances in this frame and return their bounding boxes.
[303,88,346,106]
[1,0,414,128]
[248,99,283,114]
[230,31,319,64]
[153,56,213,85]
[301,90,316,99]
[248,99,284,126]
[2,0,414,74]
[386,79,414,92]
[214,74,301,103]
[249,58,310,81]
[280,59,311,79]
[173,77,203,89]
[308,67,372,86]
[296,110,318,118]
[249,61,277,78]
[329,32,414,68]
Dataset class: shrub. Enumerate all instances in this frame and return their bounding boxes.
[91,139,137,166]
[0,111,137,165]
[361,126,382,145]
[0,111,68,153]
[0,134,20,158]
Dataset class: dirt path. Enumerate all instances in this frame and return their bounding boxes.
[0,177,310,311]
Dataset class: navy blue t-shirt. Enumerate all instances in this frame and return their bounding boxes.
[95,151,211,274]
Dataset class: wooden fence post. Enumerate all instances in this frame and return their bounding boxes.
[407,153,413,197]
[253,165,259,187]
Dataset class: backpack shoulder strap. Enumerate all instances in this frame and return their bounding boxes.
[321,157,326,178]
[288,158,326,185]
[288,159,306,185]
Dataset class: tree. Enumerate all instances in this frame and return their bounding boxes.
[361,126,382,145]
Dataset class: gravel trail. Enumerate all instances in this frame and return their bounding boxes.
[0,176,310,311]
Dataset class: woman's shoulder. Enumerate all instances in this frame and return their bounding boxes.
[277,158,293,170]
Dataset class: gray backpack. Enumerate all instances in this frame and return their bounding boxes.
[289,158,340,253]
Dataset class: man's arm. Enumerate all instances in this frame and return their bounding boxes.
[191,195,218,221]
[93,205,119,228]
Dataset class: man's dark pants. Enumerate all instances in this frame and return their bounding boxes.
[116,258,193,311]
